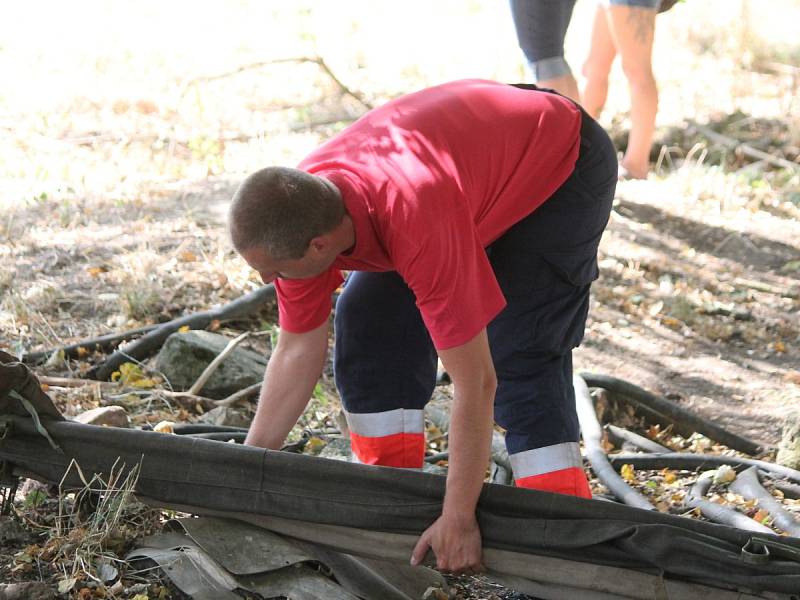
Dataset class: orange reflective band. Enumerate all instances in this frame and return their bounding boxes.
[515,466,592,498]
[349,431,425,468]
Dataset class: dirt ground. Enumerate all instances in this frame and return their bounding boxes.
[1,2,800,598]
[3,161,798,448]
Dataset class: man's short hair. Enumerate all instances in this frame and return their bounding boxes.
[228,167,344,260]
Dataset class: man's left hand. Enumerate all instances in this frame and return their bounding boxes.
[410,511,484,574]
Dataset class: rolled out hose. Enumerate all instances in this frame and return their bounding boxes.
[685,474,773,534]
[730,467,800,537]
[605,424,670,454]
[580,372,762,456]
[574,375,654,510]
[607,452,800,485]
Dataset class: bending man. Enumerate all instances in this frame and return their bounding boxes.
[228,79,617,574]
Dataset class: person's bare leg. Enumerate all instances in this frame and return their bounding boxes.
[606,5,658,179]
[537,73,580,102]
[581,4,617,119]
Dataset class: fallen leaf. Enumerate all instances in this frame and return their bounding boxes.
[209,319,221,332]
[153,421,175,434]
[753,509,771,524]
[621,463,635,482]
[179,251,198,262]
[178,325,191,333]
[713,465,737,484]
[115,362,160,388]
[661,469,677,484]
[774,341,786,353]
[305,436,326,455]
[785,372,800,385]
[58,578,77,594]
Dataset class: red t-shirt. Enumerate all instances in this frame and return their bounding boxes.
[275,79,581,350]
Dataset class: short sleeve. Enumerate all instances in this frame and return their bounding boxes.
[274,268,344,333]
[394,204,506,350]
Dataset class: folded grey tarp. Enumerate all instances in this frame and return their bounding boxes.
[3,416,800,596]
[2,355,800,598]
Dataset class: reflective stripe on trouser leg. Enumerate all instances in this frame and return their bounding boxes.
[346,408,425,467]
[334,271,437,469]
[509,442,591,498]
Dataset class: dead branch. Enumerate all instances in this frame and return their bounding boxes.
[188,332,253,396]
[89,285,276,381]
[685,474,773,533]
[59,116,359,147]
[214,382,261,408]
[574,375,654,510]
[37,376,116,389]
[580,373,763,456]
[180,56,373,111]
[693,123,799,172]
[730,467,800,536]
[733,277,799,299]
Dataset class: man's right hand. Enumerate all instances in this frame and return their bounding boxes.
[244,320,329,449]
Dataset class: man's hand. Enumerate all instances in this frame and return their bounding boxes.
[410,511,484,574]
[409,329,495,574]
[244,321,329,449]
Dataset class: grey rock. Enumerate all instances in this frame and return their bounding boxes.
[155,330,267,400]
[73,405,130,428]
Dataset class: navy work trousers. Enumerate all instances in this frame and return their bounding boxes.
[333,106,617,493]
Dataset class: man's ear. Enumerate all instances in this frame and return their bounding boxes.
[308,235,330,255]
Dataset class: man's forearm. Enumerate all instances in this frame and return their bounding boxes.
[245,323,329,449]
[437,330,497,518]
[442,374,495,518]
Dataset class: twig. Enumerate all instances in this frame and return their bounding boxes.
[574,375,654,510]
[213,382,261,408]
[733,277,799,299]
[693,123,799,172]
[180,56,373,111]
[38,376,115,389]
[188,332,252,396]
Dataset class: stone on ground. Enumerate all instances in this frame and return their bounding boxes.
[155,330,267,399]
[73,405,130,428]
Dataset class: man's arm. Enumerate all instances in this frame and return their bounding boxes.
[245,320,329,449]
[411,328,496,573]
